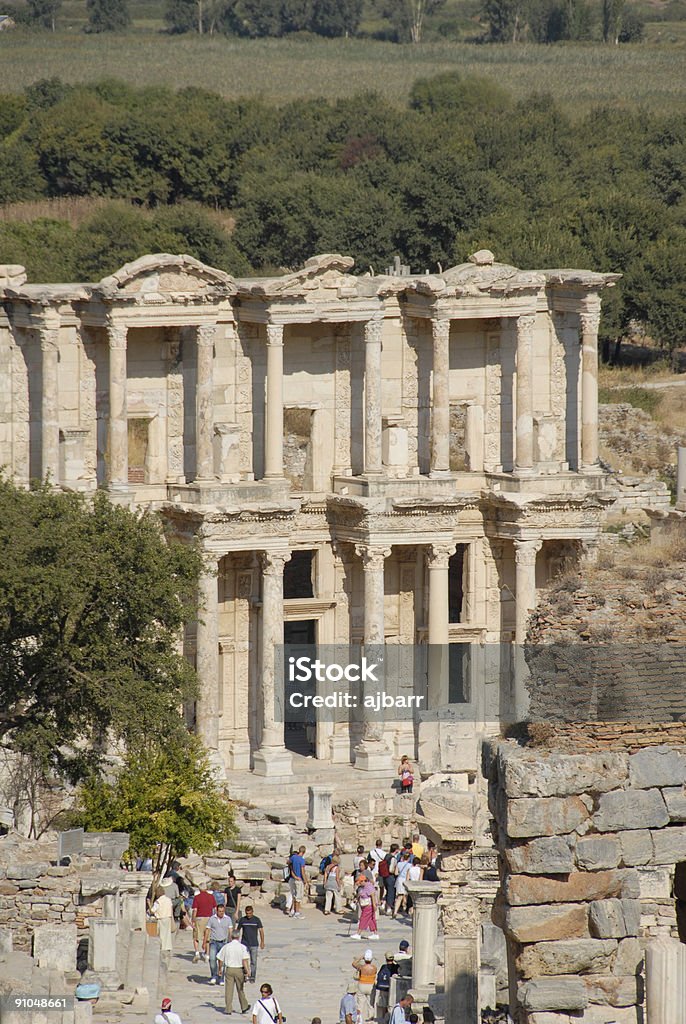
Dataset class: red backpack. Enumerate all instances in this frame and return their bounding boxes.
[378,855,391,878]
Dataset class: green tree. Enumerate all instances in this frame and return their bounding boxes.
[76,741,236,883]
[310,0,362,36]
[0,479,202,781]
[85,0,131,32]
[26,0,62,30]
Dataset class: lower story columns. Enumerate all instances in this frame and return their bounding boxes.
[513,537,542,722]
[253,549,292,777]
[354,544,393,772]
[195,561,219,754]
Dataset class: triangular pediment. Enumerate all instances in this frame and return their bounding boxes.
[99,254,236,296]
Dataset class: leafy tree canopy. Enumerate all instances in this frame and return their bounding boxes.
[86,0,131,32]
[0,479,202,781]
[75,741,236,881]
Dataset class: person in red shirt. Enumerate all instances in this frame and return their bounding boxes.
[191,883,217,963]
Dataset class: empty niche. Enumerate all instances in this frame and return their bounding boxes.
[283,407,313,490]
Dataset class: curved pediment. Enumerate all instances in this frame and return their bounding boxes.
[99,254,236,296]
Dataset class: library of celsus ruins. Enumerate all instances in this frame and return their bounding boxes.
[0,249,618,783]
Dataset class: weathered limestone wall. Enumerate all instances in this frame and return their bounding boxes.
[487,739,686,1024]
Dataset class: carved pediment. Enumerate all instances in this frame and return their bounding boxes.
[99,254,236,297]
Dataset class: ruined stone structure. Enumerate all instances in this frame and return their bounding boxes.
[0,249,618,785]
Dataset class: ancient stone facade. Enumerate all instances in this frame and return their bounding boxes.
[0,249,618,781]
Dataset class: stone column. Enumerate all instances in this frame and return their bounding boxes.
[515,313,536,473]
[307,785,333,830]
[364,318,383,475]
[195,322,216,482]
[354,544,392,770]
[431,318,450,475]
[264,323,284,479]
[465,402,484,472]
[677,446,686,511]
[513,537,542,721]
[646,937,686,1024]
[119,873,152,931]
[427,542,453,708]
[405,881,441,996]
[444,895,480,1024]
[195,560,219,753]
[107,321,128,489]
[253,549,292,777]
[88,918,118,985]
[38,327,60,483]
[580,308,600,470]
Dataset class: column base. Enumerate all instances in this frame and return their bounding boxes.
[354,741,393,772]
[222,739,252,771]
[252,746,293,777]
[329,732,353,764]
[580,461,604,475]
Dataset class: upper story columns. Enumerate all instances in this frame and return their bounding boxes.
[195,322,217,482]
[580,307,600,470]
[431,319,451,475]
[38,325,60,483]
[515,312,536,473]
[107,319,128,490]
[364,317,383,475]
[264,323,285,479]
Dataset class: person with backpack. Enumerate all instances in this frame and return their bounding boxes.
[373,952,398,1024]
[323,854,343,915]
[289,845,308,919]
[379,845,398,917]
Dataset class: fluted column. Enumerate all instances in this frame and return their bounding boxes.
[364,318,383,475]
[431,318,450,475]
[253,549,292,777]
[580,308,600,470]
[515,313,536,473]
[107,321,128,489]
[427,542,453,708]
[38,327,60,483]
[195,560,219,752]
[513,537,542,721]
[264,323,284,479]
[354,544,392,770]
[195,323,216,482]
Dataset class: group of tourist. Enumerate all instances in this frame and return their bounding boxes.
[341,940,415,1024]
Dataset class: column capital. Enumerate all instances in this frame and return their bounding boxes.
[260,549,290,575]
[579,309,601,335]
[516,312,536,336]
[266,323,284,346]
[405,880,442,906]
[364,317,383,345]
[514,537,542,565]
[431,317,451,339]
[427,542,455,569]
[355,544,391,570]
[196,322,218,346]
[106,320,128,349]
[37,327,59,351]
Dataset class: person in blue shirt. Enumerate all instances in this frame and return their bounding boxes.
[339,984,359,1024]
[288,845,308,919]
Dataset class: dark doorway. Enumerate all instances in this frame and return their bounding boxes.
[284,619,317,756]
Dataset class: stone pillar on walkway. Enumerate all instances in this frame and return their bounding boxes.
[253,549,292,777]
[264,323,284,479]
[515,313,536,473]
[107,320,128,490]
[444,894,480,1024]
[120,873,152,931]
[405,881,441,997]
[88,918,118,986]
[427,542,453,709]
[195,559,219,754]
[195,322,216,482]
[677,446,686,511]
[364,318,383,475]
[38,326,60,483]
[513,537,541,721]
[354,544,392,771]
[580,307,600,471]
[307,785,333,830]
[430,318,450,475]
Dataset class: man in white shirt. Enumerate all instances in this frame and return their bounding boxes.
[389,992,414,1024]
[368,839,386,876]
[216,930,251,1014]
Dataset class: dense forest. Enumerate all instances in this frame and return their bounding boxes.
[0,74,684,351]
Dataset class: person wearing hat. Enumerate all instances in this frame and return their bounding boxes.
[151,883,175,954]
[74,983,100,1004]
[352,949,377,1022]
[374,952,398,1024]
[339,983,360,1024]
[154,997,184,1024]
[388,992,414,1024]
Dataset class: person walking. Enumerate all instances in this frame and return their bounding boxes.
[393,852,412,918]
[352,870,379,940]
[225,872,243,926]
[339,984,360,1024]
[237,904,265,983]
[397,756,415,795]
[374,953,398,1024]
[205,903,232,984]
[324,854,343,915]
[191,883,217,962]
[151,885,174,955]
[289,845,308,918]
[216,930,251,1015]
[406,857,423,916]
[352,950,377,1022]
[378,845,398,916]
[251,983,283,1024]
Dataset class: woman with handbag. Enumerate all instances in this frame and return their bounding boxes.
[398,755,415,795]
[352,874,379,941]
[324,854,343,915]
[252,983,284,1024]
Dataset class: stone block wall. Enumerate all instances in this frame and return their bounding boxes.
[487,739,686,1024]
